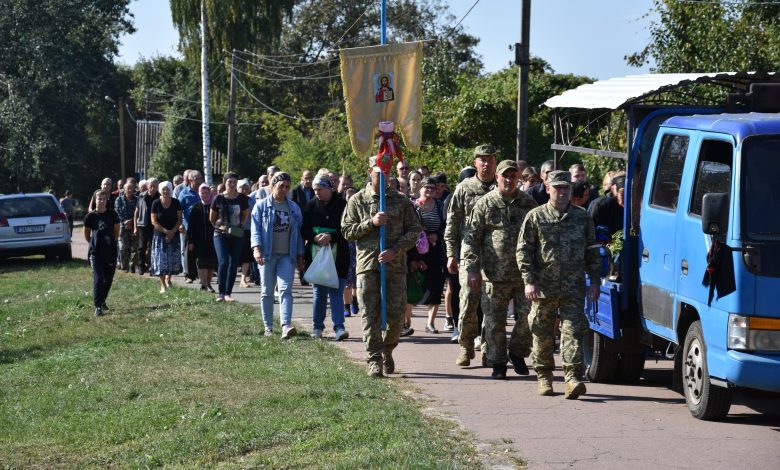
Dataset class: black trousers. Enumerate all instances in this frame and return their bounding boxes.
[137,226,154,272]
[91,254,116,308]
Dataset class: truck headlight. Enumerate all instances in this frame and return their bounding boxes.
[728,314,780,352]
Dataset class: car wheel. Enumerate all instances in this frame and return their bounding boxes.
[58,245,72,261]
[682,320,732,420]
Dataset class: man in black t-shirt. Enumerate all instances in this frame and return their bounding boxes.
[84,190,120,317]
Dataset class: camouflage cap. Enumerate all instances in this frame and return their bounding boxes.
[473,144,497,157]
[547,170,572,187]
[496,159,519,175]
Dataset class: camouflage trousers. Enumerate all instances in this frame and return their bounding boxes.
[119,227,138,271]
[528,295,588,381]
[357,270,406,364]
[457,269,485,351]
[482,280,532,366]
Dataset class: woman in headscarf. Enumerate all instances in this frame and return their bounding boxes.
[209,172,249,302]
[187,183,217,292]
[251,172,305,339]
[150,180,183,293]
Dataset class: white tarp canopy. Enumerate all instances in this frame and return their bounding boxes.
[544,72,780,110]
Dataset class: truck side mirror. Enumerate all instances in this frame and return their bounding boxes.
[701,193,729,235]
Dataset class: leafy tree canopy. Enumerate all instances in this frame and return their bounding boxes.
[627,0,780,72]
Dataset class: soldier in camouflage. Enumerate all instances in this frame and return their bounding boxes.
[517,170,601,398]
[342,157,422,377]
[462,160,537,379]
[444,144,497,367]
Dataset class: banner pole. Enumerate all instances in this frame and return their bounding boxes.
[379,0,388,331]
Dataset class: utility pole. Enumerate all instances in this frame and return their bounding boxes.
[226,53,237,173]
[515,0,531,162]
[118,97,126,180]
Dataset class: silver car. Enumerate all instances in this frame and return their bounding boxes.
[0,193,72,260]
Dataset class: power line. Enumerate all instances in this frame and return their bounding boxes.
[453,0,482,30]
[234,75,337,121]
[233,62,341,82]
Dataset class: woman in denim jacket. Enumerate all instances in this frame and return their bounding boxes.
[251,172,305,339]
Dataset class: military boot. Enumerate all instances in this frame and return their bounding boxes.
[383,351,395,375]
[564,379,587,400]
[491,363,507,380]
[455,348,475,366]
[367,361,384,378]
[537,376,554,396]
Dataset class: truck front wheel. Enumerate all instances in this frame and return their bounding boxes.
[584,330,618,382]
[682,320,732,420]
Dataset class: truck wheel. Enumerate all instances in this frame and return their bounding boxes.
[682,321,732,420]
[584,330,618,382]
[615,352,646,382]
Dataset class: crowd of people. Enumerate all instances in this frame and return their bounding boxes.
[80,146,625,399]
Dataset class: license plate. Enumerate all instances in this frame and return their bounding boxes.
[15,225,45,234]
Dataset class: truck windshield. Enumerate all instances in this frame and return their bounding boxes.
[743,136,780,241]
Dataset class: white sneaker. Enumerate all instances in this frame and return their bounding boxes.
[310,328,323,339]
[281,325,297,340]
[474,337,482,350]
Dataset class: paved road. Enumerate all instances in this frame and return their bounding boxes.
[71,234,780,469]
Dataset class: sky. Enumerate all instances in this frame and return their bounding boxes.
[117,0,655,80]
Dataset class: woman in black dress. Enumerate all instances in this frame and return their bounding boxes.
[187,183,217,292]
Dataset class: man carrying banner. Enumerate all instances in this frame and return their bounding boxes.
[342,156,421,377]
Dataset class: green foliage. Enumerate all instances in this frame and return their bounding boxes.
[627,0,780,72]
[0,0,134,198]
[170,0,295,67]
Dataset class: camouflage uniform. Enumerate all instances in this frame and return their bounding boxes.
[342,181,421,370]
[516,194,601,382]
[444,175,495,352]
[462,186,537,367]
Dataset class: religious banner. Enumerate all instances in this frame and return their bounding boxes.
[339,42,423,157]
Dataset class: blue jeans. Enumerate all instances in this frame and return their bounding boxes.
[312,278,347,332]
[260,254,296,329]
[214,233,242,295]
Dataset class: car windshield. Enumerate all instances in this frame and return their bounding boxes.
[742,136,780,241]
[0,196,59,218]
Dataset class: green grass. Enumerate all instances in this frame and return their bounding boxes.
[0,258,479,468]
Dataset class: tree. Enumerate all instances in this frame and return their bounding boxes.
[169,0,295,183]
[627,0,780,72]
[0,0,134,196]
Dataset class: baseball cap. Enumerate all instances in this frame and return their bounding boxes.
[496,160,519,175]
[547,170,572,187]
[473,144,497,157]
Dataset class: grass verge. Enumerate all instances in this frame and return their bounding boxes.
[0,258,478,468]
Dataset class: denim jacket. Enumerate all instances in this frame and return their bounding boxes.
[250,196,304,259]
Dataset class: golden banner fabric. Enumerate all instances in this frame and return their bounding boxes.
[339,42,423,157]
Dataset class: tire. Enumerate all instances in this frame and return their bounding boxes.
[58,245,72,261]
[615,351,646,382]
[682,321,732,420]
[584,330,619,382]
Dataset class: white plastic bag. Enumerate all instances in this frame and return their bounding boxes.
[304,244,339,288]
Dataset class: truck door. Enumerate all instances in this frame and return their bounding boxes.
[675,136,734,310]
[639,131,693,341]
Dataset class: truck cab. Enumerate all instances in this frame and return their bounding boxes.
[545,73,780,420]
[638,113,780,418]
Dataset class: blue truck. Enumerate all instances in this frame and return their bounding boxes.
[545,73,780,420]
